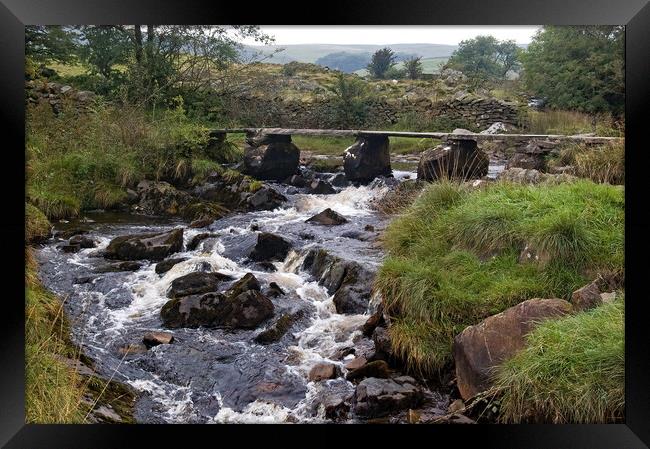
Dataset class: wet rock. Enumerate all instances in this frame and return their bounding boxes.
[70,234,96,248]
[453,298,573,400]
[227,273,261,297]
[340,230,373,241]
[311,380,354,421]
[332,263,374,314]
[264,282,285,298]
[249,232,292,262]
[305,208,348,226]
[346,360,391,381]
[364,224,375,232]
[254,311,304,344]
[60,243,81,253]
[117,343,148,357]
[143,331,174,349]
[54,228,87,240]
[189,217,214,228]
[372,326,393,360]
[417,139,489,181]
[344,135,392,183]
[353,376,423,418]
[308,179,336,195]
[187,233,218,251]
[155,257,188,275]
[246,186,287,211]
[285,174,308,188]
[361,306,385,337]
[255,262,278,272]
[328,172,349,187]
[104,228,184,261]
[161,289,274,329]
[97,261,142,273]
[309,362,341,382]
[571,281,603,312]
[242,132,300,181]
[167,271,234,299]
[344,356,367,371]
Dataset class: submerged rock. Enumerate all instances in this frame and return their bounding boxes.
[246,186,287,211]
[155,257,188,275]
[104,228,184,261]
[142,331,174,349]
[254,310,304,344]
[249,232,292,262]
[70,234,96,248]
[308,179,336,195]
[305,208,348,226]
[187,233,218,251]
[453,298,573,400]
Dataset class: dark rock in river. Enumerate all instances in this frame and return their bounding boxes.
[155,257,188,275]
[104,228,184,261]
[285,174,308,188]
[249,232,292,262]
[264,282,285,298]
[353,376,423,418]
[453,298,573,400]
[242,132,300,181]
[246,186,287,211]
[97,261,142,273]
[309,379,354,421]
[417,138,489,182]
[136,180,195,216]
[167,271,234,299]
[160,289,274,329]
[371,326,393,361]
[332,263,374,315]
[328,172,349,187]
[189,217,214,228]
[228,273,261,296]
[254,311,304,345]
[308,179,336,195]
[187,233,218,251]
[143,331,174,349]
[361,305,385,337]
[344,135,392,183]
[70,234,96,248]
[345,360,391,382]
[309,362,341,382]
[305,208,348,226]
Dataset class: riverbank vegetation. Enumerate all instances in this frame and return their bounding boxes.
[495,298,624,423]
[375,180,624,375]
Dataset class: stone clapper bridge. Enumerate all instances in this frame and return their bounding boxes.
[209,127,623,183]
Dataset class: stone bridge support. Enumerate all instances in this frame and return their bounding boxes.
[242,131,300,181]
[343,134,392,184]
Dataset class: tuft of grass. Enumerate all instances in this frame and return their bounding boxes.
[26,203,52,244]
[550,141,624,185]
[526,110,623,137]
[376,179,624,375]
[494,298,624,423]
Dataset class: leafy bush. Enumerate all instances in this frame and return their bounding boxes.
[495,299,624,423]
[376,180,624,375]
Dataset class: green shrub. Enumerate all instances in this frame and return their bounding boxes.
[495,299,624,423]
[376,180,624,375]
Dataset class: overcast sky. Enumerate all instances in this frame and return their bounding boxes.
[243,26,542,46]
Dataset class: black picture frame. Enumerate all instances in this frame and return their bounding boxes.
[2,0,649,447]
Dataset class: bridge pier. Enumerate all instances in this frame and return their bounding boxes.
[343,134,392,183]
[242,130,300,181]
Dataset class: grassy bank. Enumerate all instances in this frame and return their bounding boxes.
[495,298,624,423]
[375,180,624,375]
[26,99,237,220]
[26,248,86,423]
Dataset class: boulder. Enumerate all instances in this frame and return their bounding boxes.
[506,153,546,171]
[96,261,142,273]
[142,331,174,349]
[311,380,354,421]
[264,282,286,298]
[246,186,287,211]
[228,273,261,296]
[344,135,392,183]
[498,167,545,184]
[167,271,233,299]
[328,173,349,187]
[160,289,274,329]
[308,179,336,195]
[371,326,392,360]
[332,263,374,315]
[344,356,367,371]
[249,233,292,262]
[242,133,300,181]
[361,306,385,337]
[417,138,489,182]
[345,360,391,381]
[571,281,603,312]
[309,362,341,382]
[104,228,184,261]
[69,234,96,248]
[305,208,348,226]
[155,257,188,275]
[189,218,214,229]
[285,174,308,188]
[353,377,423,418]
[453,298,573,400]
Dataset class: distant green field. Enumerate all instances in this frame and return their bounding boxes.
[354,56,448,77]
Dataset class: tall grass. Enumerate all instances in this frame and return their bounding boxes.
[526,110,623,137]
[26,100,231,219]
[550,141,624,185]
[495,299,624,423]
[375,180,624,375]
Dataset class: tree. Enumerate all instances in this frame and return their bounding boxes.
[25,26,78,64]
[445,36,520,84]
[79,26,132,79]
[367,47,396,79]
[520,26,624,115]
[403,56,423,79]
[326,73,371,127]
